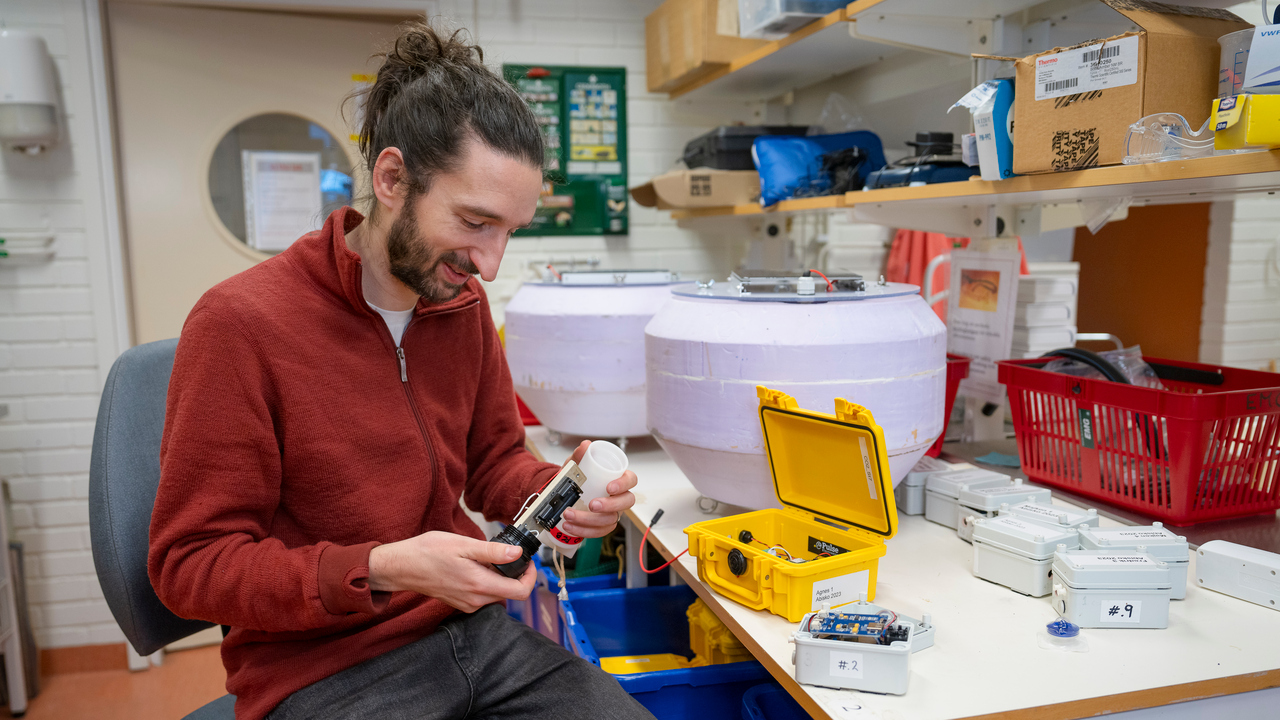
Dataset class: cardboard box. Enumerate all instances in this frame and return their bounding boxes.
[1005,0,1250,174]
[646,0,767,93]
[630,168,759,209]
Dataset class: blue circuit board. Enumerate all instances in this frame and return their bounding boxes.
[808,612,891,640]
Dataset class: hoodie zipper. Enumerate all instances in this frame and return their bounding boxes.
[394,319,436,478]
[374,300,478,481]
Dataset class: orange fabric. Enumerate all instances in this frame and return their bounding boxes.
[886,230,1031,323]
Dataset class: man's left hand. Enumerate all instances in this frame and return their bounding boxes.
[559,440,637,538]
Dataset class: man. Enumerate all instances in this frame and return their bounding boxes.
[149,22,652,720]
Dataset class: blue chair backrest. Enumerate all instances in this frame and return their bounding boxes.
[89,338,213,655]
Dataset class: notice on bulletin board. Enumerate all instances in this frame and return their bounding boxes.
[505,64,628,236]
[947,249,1021,405]
[242,150,322,252]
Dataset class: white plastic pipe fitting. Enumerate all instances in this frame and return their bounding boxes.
[540,440,629,556]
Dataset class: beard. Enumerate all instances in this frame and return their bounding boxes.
[385,206,479,304]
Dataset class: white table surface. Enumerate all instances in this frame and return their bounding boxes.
[527,429,1280,720]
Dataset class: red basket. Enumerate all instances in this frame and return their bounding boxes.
[999,357,1280,525]
[926,353,972,458]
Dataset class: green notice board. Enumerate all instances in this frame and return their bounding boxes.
[504,64,628,236]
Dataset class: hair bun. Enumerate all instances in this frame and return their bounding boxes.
[385,22,483,74]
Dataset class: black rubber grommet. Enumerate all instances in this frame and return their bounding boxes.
[728,548,748,576]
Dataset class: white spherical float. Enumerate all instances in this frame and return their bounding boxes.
[645,273,947,510]
[505,270,678,440]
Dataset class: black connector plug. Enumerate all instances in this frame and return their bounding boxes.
[649,509,665,527]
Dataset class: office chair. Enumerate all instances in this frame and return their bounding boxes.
[89,339,234,719]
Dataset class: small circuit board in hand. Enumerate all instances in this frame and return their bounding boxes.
[808,612,911,646]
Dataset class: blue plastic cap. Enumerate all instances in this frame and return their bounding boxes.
[1046,619,1080,638]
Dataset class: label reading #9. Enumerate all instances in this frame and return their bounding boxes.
[1100,599,1142,623]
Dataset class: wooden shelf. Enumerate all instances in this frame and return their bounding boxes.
[661,152,1280,223]
[669,194,845,220]
[846,150,1280,209]
[662,0,1155,101]
[667,8,898,102]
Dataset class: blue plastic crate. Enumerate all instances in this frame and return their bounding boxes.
[741,683,808,720]
[533,561,627,641]
[561,584,771,720]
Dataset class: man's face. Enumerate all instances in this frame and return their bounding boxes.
[386,135,542,303]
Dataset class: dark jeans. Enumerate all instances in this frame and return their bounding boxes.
[266,603,656,720]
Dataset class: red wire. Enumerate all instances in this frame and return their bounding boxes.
[638,522,688,574]
[808,269,834,292]
[547,264,562,280]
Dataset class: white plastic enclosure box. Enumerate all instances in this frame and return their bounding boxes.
[956,480,1052,542]
[1079,523,1189,600]
[895,457,968,516]
[971,514,1080,597]
[791,599,934,695]
[1006,500,1099,530]
[1195,540,1280,611]
[924,469,1010,530]
[1052,548,1173,629]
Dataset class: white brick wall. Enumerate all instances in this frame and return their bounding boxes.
[1201,197,1280,371]
[0,0,129,650]
[429,0,760,324]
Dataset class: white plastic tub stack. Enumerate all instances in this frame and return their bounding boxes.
[505,271,675,439]
[645,279,946,510]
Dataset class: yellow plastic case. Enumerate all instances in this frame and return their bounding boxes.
[1213,94,1280,149]
[685,386,898,622]
[687,599,753,665]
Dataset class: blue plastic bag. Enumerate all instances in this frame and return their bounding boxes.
[752,131,885,207]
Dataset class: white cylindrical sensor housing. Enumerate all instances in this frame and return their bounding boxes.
[540,441,629,556]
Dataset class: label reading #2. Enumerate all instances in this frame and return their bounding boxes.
[1034,35,1139,101]
[829,650,865,679]
[812,570,870,610]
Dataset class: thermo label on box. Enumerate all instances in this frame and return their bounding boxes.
[1100,600,1142,623]
[1034,35,1139,101]
[1072,555,1153,566]
[812,570,870,610]
[829,650,865,679]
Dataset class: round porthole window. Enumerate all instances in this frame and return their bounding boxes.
[208,113,354,254]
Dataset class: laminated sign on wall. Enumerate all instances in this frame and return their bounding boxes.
[947,249,1021,405]
[241,150,322,252]
[504,64,629,236]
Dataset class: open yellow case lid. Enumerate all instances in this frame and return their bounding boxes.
[756,386,897,540]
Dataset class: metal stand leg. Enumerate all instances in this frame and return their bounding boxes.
[2,620,25,716]
[624,515,648,590]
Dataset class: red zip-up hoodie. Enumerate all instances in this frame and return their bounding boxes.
[148,207,558,720]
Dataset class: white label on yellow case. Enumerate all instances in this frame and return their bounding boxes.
[1100,599,1142,623]
[858,437,877,500]
[829,650,865,679]
[812,570,870,610]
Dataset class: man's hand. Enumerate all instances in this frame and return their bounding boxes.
[559,440,638,539]
[367,531,536,613]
